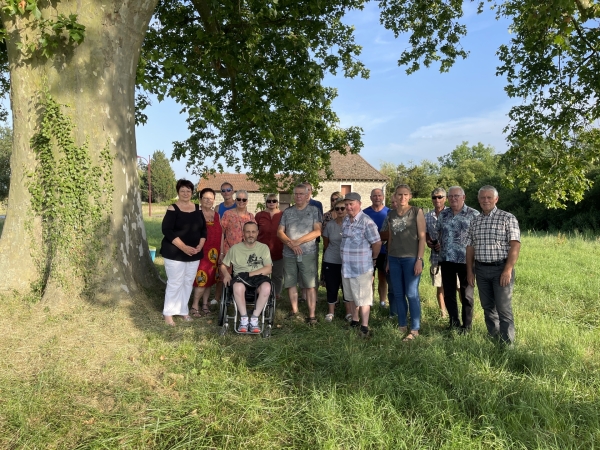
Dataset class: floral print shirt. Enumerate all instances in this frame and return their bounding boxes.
[436,204,480,264]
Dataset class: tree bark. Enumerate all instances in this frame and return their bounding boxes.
[0,0,160,300]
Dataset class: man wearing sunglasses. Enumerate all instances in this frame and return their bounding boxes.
[425,188,449,319]
[218,182,236,218]
[278,183,322,324]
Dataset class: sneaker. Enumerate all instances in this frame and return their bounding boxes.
[249,318,260,333]
[325,313,334,322]
[380,301,386,308]
[238,316,249,333]
[210,299,218,305]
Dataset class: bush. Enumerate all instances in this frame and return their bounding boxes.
[409,197,434,210]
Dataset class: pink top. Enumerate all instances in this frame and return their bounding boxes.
[221,209,256,256]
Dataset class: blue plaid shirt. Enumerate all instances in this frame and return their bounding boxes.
[436,204,480,264]
[341,211,381,278]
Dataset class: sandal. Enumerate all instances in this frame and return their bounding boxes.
[190,307,202,318]
[305,316,318,325]
[402,331,418,342]
[345,314,353,323]
[201,305,212,316]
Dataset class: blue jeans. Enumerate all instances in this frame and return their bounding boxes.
[388,256,422,330]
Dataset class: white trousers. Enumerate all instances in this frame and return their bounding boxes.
[163,258,198,316]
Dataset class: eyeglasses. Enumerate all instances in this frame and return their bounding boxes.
[431,195,445,200]
[236,198,248,202]
[334,207,345,211]
[266,199,278,203]
[221,188,233,192]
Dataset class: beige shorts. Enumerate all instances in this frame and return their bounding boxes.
[430,265,442,287]
[430,265,461,289]
[342,269,374,307]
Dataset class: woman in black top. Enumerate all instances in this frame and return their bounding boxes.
[160,179,207,326]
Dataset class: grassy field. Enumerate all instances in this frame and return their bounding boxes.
[0,222,599,448]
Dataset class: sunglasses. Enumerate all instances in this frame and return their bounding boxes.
[221,188,233,192]
[334,207,345,211]
[431,195,445,200]
[266,199,278,204]
[236,198,248,202]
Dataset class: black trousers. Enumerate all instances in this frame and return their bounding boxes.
[440,261,474,328]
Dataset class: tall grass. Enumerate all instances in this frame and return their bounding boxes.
[0,230,598,448]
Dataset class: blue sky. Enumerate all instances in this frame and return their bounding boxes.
[136,4,516,180]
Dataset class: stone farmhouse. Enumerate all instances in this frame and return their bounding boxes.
[196,151,389,213]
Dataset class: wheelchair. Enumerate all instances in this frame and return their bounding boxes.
[217,277,276,338]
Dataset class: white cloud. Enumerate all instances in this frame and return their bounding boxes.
[358,102,519,169]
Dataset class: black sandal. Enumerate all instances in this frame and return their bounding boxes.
[190,307,202,318]
[201,305,212,316]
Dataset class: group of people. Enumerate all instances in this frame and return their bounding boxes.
[159,178,521,345]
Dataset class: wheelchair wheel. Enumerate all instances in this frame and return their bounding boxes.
[262,326,271,338]
[217,297,227,327]
[220,323,228,336]
[266,295,276,326]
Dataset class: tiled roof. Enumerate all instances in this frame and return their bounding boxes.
[325,151,388,181]
[196,151,387,192]
[197,173,261,192]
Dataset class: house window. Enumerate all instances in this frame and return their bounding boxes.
[341,184,352,196]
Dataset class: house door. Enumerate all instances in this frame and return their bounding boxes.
[341,185,352,196]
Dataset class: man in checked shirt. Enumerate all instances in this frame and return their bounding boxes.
[466,185,521,345]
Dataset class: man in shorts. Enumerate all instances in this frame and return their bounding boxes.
[341,192,382,338]
[221,222,273,333]
[425,187,449,318]
[277,183,322,324]
[363,188,389,308]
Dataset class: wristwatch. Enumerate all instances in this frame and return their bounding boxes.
[417,257,424,261]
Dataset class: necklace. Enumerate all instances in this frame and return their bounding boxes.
[201,208,214,223]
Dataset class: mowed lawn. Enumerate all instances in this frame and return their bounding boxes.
[0,215,599,449]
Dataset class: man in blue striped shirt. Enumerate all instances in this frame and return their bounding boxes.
[341,192,382,338]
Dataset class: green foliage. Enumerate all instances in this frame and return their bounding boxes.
[382,141,600,232]
[139,150,177,203]
[0,125,11,202]
[1,2,85,58]
[383,141,502,202]
[28,92,113,294]
[137,0,366,192]
[409,197,434,210]
[496,0,600,207]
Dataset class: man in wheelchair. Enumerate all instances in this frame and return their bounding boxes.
[221,222,273,333]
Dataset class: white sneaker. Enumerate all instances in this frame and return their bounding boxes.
[325,313,334,322]
[380,301,386,307]
[210,299,218,305]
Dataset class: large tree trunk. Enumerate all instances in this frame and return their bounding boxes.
[0,1,160,300]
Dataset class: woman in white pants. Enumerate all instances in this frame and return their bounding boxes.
[160,179,207,326]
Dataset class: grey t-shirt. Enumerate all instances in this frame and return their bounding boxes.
[279,204,321,257]
[322,220,343,264]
